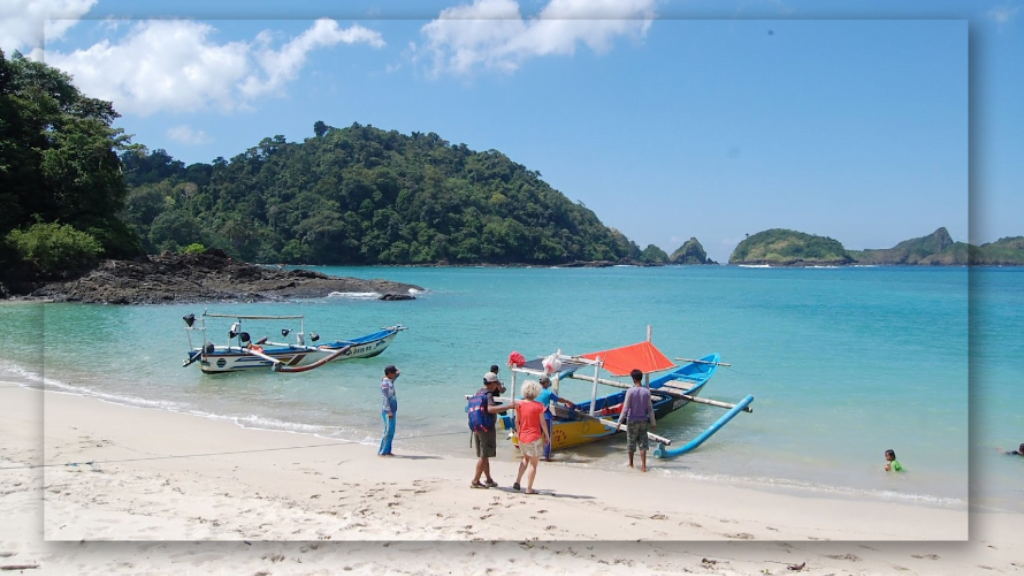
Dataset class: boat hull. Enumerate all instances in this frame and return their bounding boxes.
[509,354,719,451]
[194,329,401,373]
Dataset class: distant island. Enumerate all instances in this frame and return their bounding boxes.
[729,229,852,266]
[730,227,1024,266]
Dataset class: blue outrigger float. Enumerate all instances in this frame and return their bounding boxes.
[506,333,754,457]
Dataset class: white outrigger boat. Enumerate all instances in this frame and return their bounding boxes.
[182,312,407,374]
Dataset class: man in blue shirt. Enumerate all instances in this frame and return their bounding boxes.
[378,365,399,456]
[616,368,657,472]
[535,375,575,461]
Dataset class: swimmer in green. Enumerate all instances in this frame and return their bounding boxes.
[884,449,903,472]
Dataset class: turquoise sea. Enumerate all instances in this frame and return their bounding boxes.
[2,266,1018,512]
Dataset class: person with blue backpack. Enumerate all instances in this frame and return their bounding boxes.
[469,372,516,489]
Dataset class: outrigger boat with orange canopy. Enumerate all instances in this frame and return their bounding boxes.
[504,330,754,458]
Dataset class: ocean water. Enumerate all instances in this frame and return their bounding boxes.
[1,265,1013,512]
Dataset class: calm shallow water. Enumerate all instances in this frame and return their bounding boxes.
[1,265,1007,510]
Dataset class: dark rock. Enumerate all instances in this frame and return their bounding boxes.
[26,253,426,305]
[379,293,415,301]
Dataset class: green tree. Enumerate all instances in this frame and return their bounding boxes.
[6,221,102,275]
[0,49,141,259]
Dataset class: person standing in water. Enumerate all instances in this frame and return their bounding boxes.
[616,368,657,472]
[884,448,903,472]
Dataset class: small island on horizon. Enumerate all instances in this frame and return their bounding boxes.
[727,227,1024,267]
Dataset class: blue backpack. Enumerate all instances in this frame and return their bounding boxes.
[467,390,493,432]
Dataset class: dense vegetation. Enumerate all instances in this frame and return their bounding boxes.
[119,125,656,266]
[0,49,142,287]
[729,229,853,266]
[969,236,1024,265]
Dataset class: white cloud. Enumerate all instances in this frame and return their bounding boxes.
[42,19,385,116]
[419,0,656,76]
[167,125,212,145]
[986,4,1021,24]
[0,0,95,54]
[239,19,385,98]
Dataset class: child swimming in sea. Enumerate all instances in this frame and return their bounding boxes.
[884,449,903,472]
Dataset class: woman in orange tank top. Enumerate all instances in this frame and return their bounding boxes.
[513,380,550,494]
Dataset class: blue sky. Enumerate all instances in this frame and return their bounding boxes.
[3,1,1018,263]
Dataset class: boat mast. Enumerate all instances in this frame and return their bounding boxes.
[589,358,601,417]
[645,325,652,388]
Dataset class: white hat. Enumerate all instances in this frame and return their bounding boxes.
[483,372,499,383]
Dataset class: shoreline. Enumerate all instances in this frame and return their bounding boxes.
[6,383,970,541]
[12,377,970,515]
[4,383,1022,574]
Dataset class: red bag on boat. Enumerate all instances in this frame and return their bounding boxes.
[508,351,526,367]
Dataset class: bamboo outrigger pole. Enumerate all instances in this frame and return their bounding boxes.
[674,357,732,367]
[563,373,753,413]
[570,409,673,445]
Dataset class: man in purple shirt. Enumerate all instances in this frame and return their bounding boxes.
[616,368,657,472]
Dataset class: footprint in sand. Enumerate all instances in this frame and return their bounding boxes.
[824,554,860,561]
[911,554,940,560]
[724,533,754,540]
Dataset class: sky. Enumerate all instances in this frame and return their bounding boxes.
[2,0,1018,264]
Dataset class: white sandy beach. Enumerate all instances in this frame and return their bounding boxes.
[1,383,1020,575]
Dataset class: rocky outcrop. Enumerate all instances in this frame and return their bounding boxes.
[27,250,424,304]
[847,227,970,265]
[669,238,715,265]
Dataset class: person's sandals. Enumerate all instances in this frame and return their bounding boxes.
[512,482,521,491]
[470,481,488,489]
[485,479,498,488]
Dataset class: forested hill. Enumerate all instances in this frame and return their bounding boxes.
[121,124,650,265]
[847,227,972,265]
[729,229,853,266]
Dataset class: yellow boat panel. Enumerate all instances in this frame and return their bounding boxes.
[511,418,617,450]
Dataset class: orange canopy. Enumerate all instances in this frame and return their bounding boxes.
[581,341,676,377]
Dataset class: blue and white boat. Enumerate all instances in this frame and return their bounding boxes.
[182,312,406,374]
